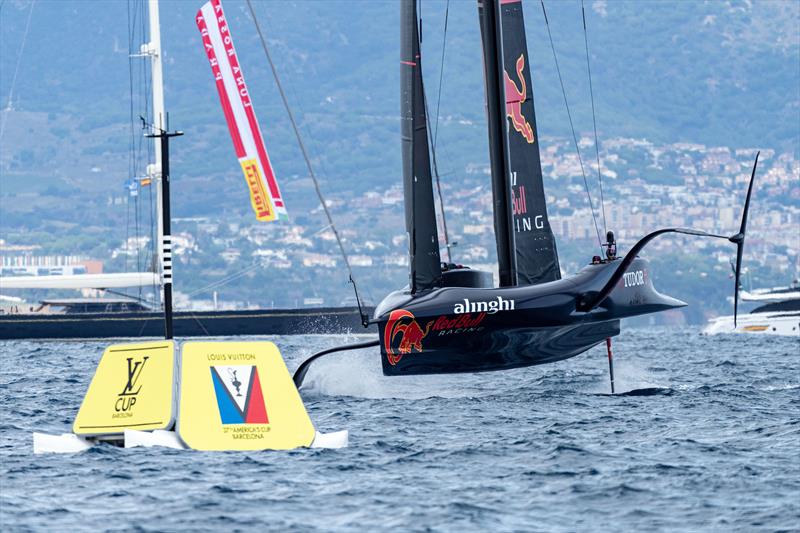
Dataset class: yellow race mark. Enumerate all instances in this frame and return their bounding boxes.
[178,341,314,451]
[73,341,174,436]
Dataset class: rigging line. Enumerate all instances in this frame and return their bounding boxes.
[581,0,606,237]
[251,14,375,306]
[277,60,376,303]
[104,288,154,306]
[428,0,452,263]
[127,0,135,181]
[128,1,140,301]
[294,111,375,303]
[125,187,131,275]
[0,0,35,143]
[148,176,156,297]
[186,261,262,297]
[540,0,603,252]
[127,0,142,178]
[432,0,449,149]
[246,0,367,316]
[123,0,134,283]
[424,88,452,263]
[140,0,155,282]
[135,189,141,296]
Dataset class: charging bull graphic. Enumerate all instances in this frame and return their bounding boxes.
[383,309,432,366]
[504,54,534,144]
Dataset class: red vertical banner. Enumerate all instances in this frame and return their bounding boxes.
[196,0,288,222]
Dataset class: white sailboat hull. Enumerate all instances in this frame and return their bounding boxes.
[703,311,800,336]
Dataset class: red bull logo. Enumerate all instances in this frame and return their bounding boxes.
[504,54,535,144]
[383,309,432,366]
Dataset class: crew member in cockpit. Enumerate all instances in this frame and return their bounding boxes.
[605,231,617,261]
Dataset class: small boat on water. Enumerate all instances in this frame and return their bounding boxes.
[704,280,800,336]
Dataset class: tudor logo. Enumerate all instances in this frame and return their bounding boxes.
[623,270,645,288]
[454,296,515,315]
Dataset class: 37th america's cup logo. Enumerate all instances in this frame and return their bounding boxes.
[383,309,432,366]
[210,365,269,425]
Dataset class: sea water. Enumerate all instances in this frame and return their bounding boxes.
[1,328,797,531]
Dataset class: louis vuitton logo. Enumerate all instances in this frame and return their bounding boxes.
[119,356,149,397]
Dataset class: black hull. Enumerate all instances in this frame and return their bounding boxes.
[376,258,684,376]
[382,319,621,376]
[0,307,375,340]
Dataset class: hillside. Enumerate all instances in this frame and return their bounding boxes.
[0,0,798,322]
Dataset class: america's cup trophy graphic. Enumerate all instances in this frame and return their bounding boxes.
[228,369,243,397]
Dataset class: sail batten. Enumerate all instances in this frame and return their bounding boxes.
[500,0,561,284]
[401,0,442,293]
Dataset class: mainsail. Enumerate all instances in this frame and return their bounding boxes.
[478,0,518,287]
[196,0,287,222]
[401,0,442,293]
[499,0,561,284]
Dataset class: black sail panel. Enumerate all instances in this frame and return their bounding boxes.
[500,0,561,285]
[401,0,442,293]
[478,0,517,287]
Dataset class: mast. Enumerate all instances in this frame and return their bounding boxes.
[146,127,183,340]
[142,0,166,305]
[401,0,442,293]
[478,0,517,287]
[499,0,560,285]
[141,0,180,339]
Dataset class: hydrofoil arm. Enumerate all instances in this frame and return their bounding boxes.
[578,152,759,329]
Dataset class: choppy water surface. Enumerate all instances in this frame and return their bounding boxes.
[1,328,798,531]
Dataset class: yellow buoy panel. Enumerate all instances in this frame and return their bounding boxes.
[73,341,175,436]
[178,341,315,451]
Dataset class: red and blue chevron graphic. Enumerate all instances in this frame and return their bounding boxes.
[210,365,269,424]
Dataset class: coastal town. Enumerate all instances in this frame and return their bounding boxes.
[2,136,798,321]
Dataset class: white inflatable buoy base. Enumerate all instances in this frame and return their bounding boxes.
[32,429,349,453]
[310,430,349,449]
[33,432,93,454]
[124,429,186,449]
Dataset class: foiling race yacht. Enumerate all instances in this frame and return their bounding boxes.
[292,0,761,390]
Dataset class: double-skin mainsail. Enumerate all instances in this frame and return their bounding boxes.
[479,0,561,286]
[498,0,561,285]
[402,0,559,292]
[401,0,442,293]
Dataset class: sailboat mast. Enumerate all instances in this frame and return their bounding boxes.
[400,0,442,294]
[478,0,517,287]
[146,128,183,339]
[141,0,180,339]
[143,0,166,305]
